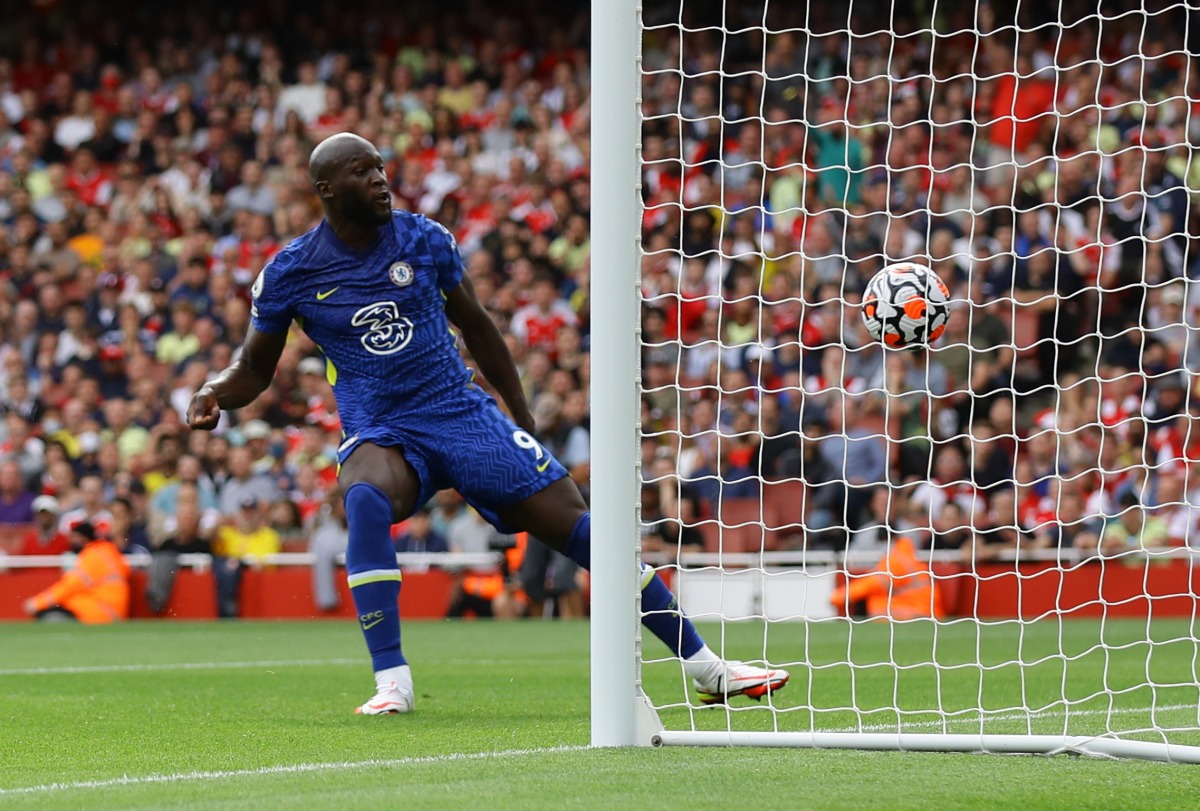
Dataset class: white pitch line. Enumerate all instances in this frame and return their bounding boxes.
[830,703,1199,733]
[0,658,526,676]
[0,658,363,676]
[0,745,590,797]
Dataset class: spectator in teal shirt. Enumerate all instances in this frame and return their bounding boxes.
[812,102,866,208]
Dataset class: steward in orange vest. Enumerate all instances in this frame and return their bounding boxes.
[447,531,529,619]
[22,521,131,623]
[830,536,946,620]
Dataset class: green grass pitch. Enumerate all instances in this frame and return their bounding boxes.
[2,619,1199,810]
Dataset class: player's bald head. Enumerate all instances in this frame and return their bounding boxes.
[309,132,376,184]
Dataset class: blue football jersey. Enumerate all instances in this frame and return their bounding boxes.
[250,211,471,438]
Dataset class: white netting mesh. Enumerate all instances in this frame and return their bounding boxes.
[637,0,1200,751]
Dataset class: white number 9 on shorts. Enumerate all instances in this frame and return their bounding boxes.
[512,430,544,459]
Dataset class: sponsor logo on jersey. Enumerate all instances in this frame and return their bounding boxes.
[351,301,414,356]
[388,261,414,287]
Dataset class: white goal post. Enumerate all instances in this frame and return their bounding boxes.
[591,0,1200,762]
[590,0,643,748]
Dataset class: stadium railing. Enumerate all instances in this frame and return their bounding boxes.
[3,546,1195,570]
[0,552,504,570]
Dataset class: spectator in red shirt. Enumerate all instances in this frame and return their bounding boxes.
[510,275,578,358]
[65,147,113,207]
[16,495,71,556]
[59,474,115,539]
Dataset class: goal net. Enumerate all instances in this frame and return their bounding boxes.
[594,0,1200,761]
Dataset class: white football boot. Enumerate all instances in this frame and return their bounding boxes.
[355,665,415,715]
[692,660,790,705]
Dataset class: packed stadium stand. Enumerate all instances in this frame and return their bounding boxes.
[0,0,1197,618]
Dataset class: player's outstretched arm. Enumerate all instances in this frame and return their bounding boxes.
[444,276,536,435]
[187,324,288,431]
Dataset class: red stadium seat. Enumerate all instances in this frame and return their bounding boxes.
[711,497,781,555]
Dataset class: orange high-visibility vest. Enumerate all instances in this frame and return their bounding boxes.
[29,540,131,623]
[831,536,945,620]
[462,532,528,601]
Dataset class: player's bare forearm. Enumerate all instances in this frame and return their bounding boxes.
[206,358,272,409]
[187,325,287,430]
[444,279,535,433]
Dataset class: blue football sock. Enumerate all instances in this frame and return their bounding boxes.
[562,511,592,568]
[563,511,705,660]
[344,482,406,672]
[639,562,705,659]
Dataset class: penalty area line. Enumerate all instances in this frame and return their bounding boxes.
[0,745,591,796]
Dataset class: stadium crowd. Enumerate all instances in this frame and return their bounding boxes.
[637,0,1200,560]
[0,0,1198,620]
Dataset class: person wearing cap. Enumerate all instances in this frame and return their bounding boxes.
[21,520,131,623]
[98,342,126,364]
[211,493,282,618]
[238,419,278,477]
[95,335,132,401]
[239,419,272,446]
[296,357,332,426]
[16,495,71,555]
[297,356,326,379]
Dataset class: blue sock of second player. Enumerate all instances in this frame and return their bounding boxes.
[563,511,704,659]
[344,482,407,671]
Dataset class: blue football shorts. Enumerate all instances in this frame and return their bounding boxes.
[337,386,569,530]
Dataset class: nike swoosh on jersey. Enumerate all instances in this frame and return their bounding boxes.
[316,287,340,300]
[537,458,552,472]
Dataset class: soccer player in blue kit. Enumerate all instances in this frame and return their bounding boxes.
[187,133,789,714]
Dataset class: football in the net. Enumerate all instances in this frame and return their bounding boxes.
[861,262,951,348]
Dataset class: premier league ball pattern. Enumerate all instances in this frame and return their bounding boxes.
[861,262,950,349]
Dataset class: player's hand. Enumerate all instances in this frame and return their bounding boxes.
[187,387,221,431]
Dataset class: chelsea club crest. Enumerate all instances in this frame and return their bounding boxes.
[388,261,414,287]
